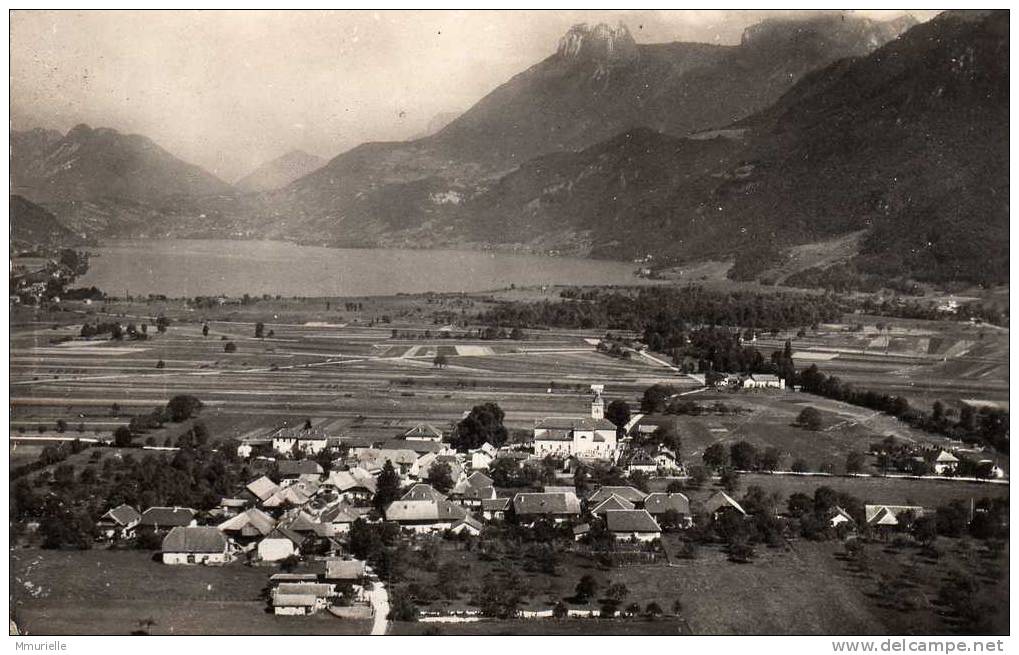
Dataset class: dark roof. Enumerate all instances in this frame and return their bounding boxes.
[140,507,196,527]
[99,504,141,526]
[161,526,227,553]
[482,498,511,511]
[591,495,636,515]
[588,486,648,504]
[605,509,661,534]
[512,492,581,516]
[380,438,445,454]
[277,460,324,477]
[401,484,447,502]
[643,492,691,515]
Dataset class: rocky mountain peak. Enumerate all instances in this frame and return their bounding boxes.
[556,22,637,63]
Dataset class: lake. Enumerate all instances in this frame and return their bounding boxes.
[76,239,653,298]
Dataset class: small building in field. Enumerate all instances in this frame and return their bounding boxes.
[402,423,445,442]
[161,526,230,565]
[703,492,747,520]
[829,506,856,529]
[865,505,925,529]
[96,504,142,540]
[743,374,785,390]
[927,450,960,475]
[605,509,662,542]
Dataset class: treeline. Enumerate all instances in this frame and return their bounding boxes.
[799,365,1009,453]
[478,286,845,332]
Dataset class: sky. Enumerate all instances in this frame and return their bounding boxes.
[10,10,937,182]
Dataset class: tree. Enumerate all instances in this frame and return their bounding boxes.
[166,395,203,422]
[720,467,740,494]
[373,461,402,513]
[845,451,866,474]
[760,447,781,472]
[729,441,759,471]
[703,443,729,470]
[114,426,133,447]
[791,458,809,473]
[645,602,663,618]
[796,407,824,431]
[640,384,673,413]
[155,360,165,369]
[932,401,945,424]
[55,419,67,433]
[452,402,507,451]
[552,601,568,620]
[155,315,170,333]
[426,460,455,493]
[605,400,631,429]
[255,322,265,338]
[574,574,598,603]
[224,341,237,353]
[433,353,448,369]
[202,324,209,337]
[605,582,629,603]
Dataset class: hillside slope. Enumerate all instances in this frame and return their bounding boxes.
[9,194,82,249]
[464,10,1008,285]
[235,150,326,193]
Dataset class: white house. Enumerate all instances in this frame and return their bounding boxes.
[743,374,785,390]
[384,499,469,533]
[929,450,960,475]
[272,427,330,456]
[161,527,231,565]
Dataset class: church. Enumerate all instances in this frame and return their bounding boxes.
[532,386,618,459]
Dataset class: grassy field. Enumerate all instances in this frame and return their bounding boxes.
[10,548,370,636]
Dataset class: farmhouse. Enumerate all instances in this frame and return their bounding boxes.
[161,526,230,565]
[96,504,141,540]
[402,423,445,442]
[703,492,747,520]
[588,486,647,506]
[482,497,511,520]
[643,492,692,526]
[258,526,305,561]
[450,514,485,536]
[277,460,324,480]
[384,499,469,532]
[218,507,276,545]
[512,492,582,524]
[605,509,662,542]
[272,427,330,456]
[865,504,926,528]
[322,468,377,501]
[246,476,281,503]
[140,507,197,532]
[829,506,856,528]
[320,503,361,534]
[450,472,496,507]
[401,483,447,502]
[271,583,335,615]
[743,374,785,390]
[927,450,960,475]
[590,494,636,516]
[359,448,418,475]
[325,558,366,582]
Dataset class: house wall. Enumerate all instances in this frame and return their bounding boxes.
[162,551,230,565]
[612,531,659,542]
[274,606,310,616]
[259,538,298,562]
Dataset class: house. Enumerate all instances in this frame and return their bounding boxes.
[743,374,784,390]
[263,479,320,510]
[587,486,647,506]
[482,497,511,520]
[276,460,324,480]
[218,508,276,545]
[401,483,447,502]
[380,439,447,457]
[322,468,377,502]
[161,526,230,565]
[450,472,496,508]
[533,416,618,459]
[402,423,445,442]
[449,514,485,537]
[96,504,142,540]
[829,506,856,529]
[470,450,494,471]
[703,492,747,520]
[237,437,272,459]
[384,499,468,532]
[643,492,692,527]
[218,498,250,517]
[280,511,333,540]
[320,503,360,534]
[325,558,366,582]
[573,523,591,541]
[359,448,418,476]
[605,509,662,542]
[927,450,960,475]
[271,583,335,615]
[414,452,464,481]
[272,427,330,456]
[258,526,306,561]
[512,492,582,524]
[865,505,925,528]
[654,448,683,473]
[590,494,636,516]
[139,507,197,533]
[246,476,281,504]
[621,449,659,474]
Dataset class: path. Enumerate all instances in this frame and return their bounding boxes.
[366,569,390,636]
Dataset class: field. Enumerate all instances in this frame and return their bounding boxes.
[10,549,371,636]
[390,617,688,635]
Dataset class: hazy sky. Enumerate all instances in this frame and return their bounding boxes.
[11,10,936,181]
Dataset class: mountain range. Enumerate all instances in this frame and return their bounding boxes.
[234,150,326,193]
[8,11,1008,286]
